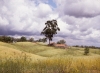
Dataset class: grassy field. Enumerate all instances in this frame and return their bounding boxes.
[0,42,100,73]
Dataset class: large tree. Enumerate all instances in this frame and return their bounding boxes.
[41,20,60,45]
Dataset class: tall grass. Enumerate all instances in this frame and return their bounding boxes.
[0,42,100,73]
[32,56,100,73]
[0,55,100,73]
[0,53,32,73]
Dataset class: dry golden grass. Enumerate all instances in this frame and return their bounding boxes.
[0,42,46,61]
[0,42,100,73]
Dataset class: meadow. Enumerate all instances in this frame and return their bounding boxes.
[0,42,100,73]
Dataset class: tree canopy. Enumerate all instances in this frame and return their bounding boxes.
[41,20,60,44]
[20,36,27,42]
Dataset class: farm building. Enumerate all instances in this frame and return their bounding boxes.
[49,42,68,49]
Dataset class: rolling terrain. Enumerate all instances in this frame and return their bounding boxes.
[0,42,100,73]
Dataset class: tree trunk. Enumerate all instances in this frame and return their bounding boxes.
[49,39,50,45]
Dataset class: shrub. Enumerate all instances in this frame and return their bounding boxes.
[57,40,66,44]
[84,47,89,55]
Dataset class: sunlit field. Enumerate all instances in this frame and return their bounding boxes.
[0,42,100,73]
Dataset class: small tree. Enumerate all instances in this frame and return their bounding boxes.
[38,38,47,42]
[41,20,60,45]
[38,38,43,42]
[20,36,27,42]
[57,40,66,44]
[42,38,47,43]
[29,38,34,42]
[84,47,89,55]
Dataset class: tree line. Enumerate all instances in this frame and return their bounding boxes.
[73,45,100,49]
[0,36,32,43]
[0,35,66,44]
[0,36,48,43]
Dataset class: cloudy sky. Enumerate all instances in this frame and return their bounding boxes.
[0,0,100,47]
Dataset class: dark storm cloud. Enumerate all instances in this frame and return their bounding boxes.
[0,27,40,36]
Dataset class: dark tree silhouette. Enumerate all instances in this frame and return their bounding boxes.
[20,36,27,42]
[42,38,47,43]
[29,38,34,42]
[57,40,66,44]
[38,38,47,42]
[0,36,14,43]
[41,20,60,45]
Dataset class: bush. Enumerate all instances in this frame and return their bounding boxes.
[57,40,66,44]
[84,47,89,55]
[20,36,27,42]
[28,38,34,42]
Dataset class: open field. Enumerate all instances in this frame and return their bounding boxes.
[0,42,100,73]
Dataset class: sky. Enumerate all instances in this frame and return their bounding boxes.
[0,0,100,47]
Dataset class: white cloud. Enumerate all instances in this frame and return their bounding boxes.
[0,0,53,32]
[55,0,100,17]
[0,16,9,25]
[87,28,100,38]
[37,3,52,17]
